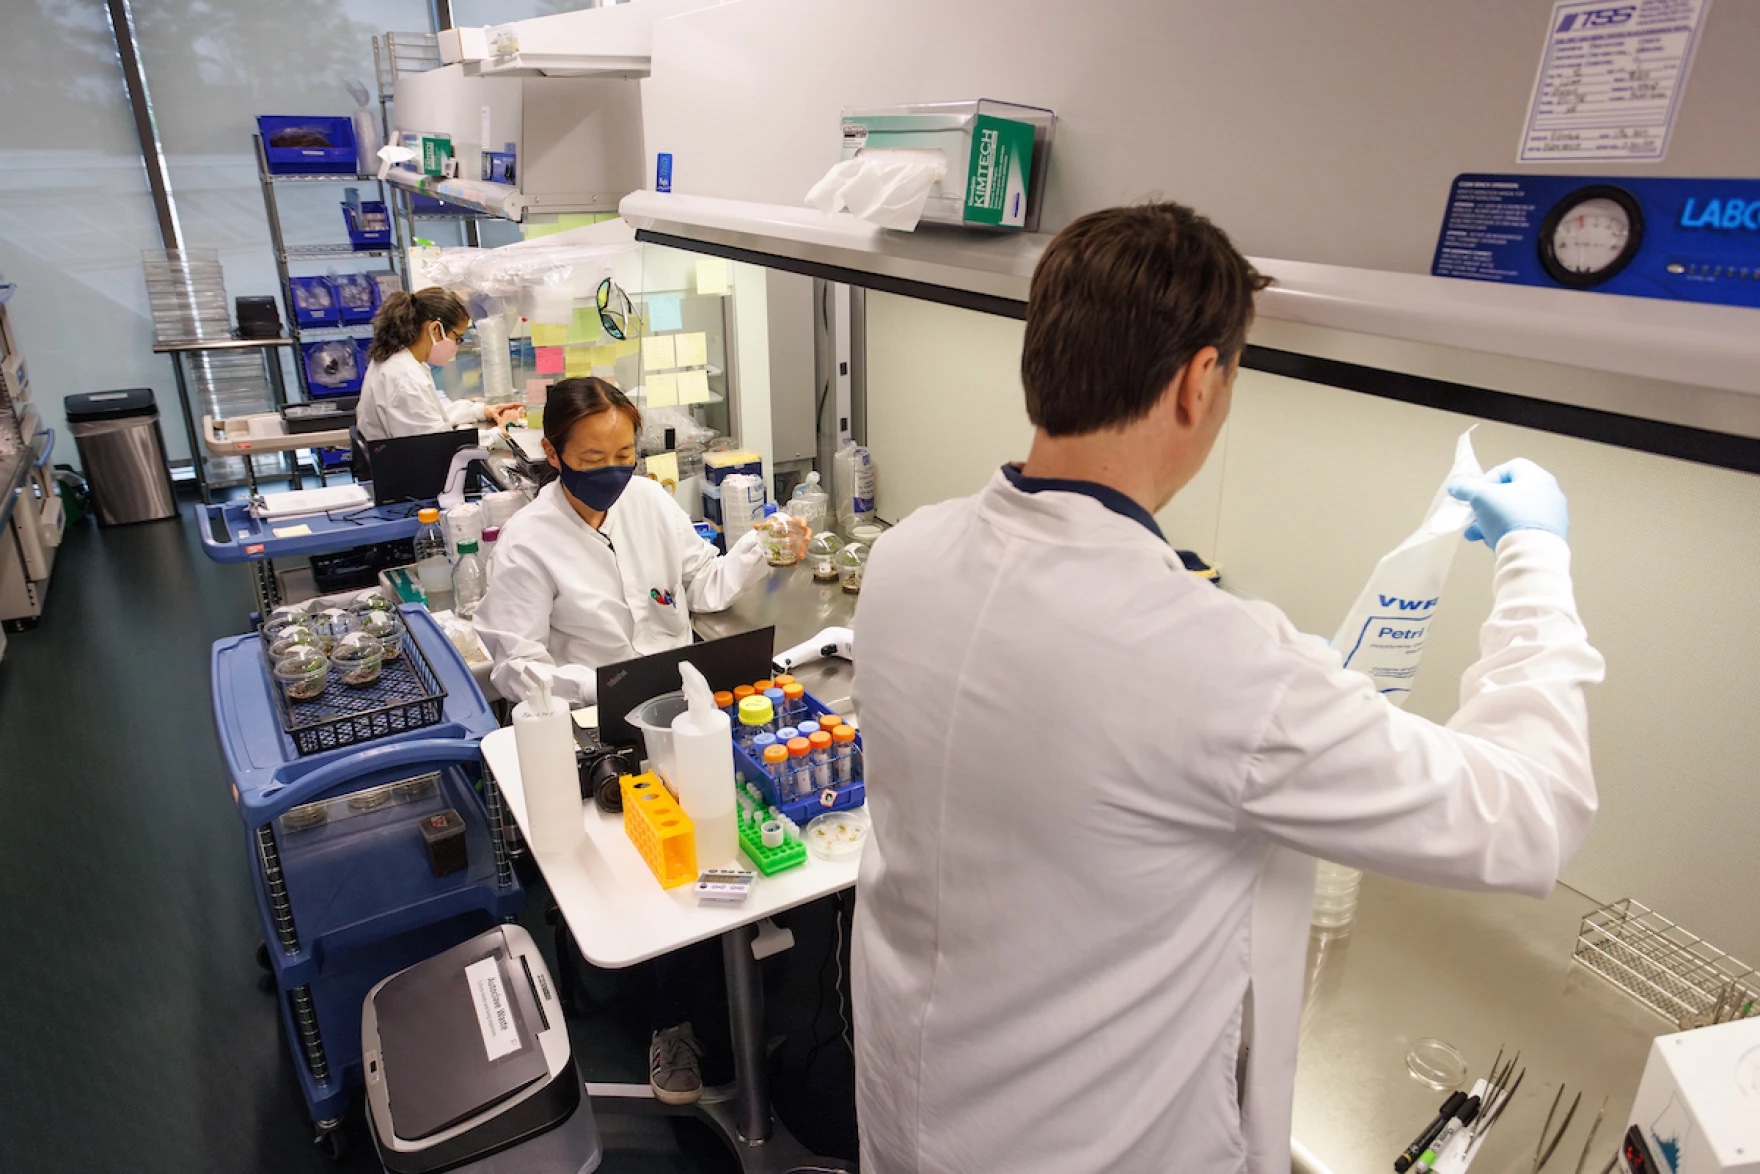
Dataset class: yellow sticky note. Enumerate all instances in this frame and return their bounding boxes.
[646,372,679,406]
[696,256,728,295]
[645,451,680,487]
[674,332,708,368]
[678,369,712,404]
[581,344,614,369]
[641,335,676,370]
[612,339,640,360]
[530,323,568,347]
[565,348,592,376]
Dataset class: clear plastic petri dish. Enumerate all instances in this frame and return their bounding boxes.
[1406,1038,1468,1090]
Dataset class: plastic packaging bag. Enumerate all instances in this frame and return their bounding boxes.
[1328,429,1481,706]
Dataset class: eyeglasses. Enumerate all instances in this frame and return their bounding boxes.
[597,278,632,341]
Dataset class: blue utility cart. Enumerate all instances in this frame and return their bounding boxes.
[212,606,522,1156]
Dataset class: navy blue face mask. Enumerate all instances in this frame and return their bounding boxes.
[556,460,636,511]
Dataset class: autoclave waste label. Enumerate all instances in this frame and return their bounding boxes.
[1519,0,1710,162]
[464,957,522,1061]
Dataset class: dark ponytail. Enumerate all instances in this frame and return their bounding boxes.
[369,287,468,362]
[544,377,643,455]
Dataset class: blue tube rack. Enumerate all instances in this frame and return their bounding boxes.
[730,689,866,825]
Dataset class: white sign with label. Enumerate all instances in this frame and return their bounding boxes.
[464,957,522,1062]
[1519,0,1711,162]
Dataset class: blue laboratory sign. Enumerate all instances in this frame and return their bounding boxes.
[1432,173,1760,309]
[656,152,673,194]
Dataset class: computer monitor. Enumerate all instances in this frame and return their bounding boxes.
[595,627,776,748]
[366,429,478,504]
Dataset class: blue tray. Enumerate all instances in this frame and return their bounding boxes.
[212,607,496,815]
[248,745,523,988]
[200,498,427,565]
[732,690,865,824]
[258,115,357,175]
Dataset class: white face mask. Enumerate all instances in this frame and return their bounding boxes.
[427,322,460,366]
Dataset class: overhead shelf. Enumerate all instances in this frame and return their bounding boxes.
[385,167,623,223]
[266,171,378,184]
[281,245,393,262]
[619,190,1760,406]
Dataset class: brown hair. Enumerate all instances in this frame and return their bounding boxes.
[1021,202,1270,437]
[368,287,469,362]
[544,377,643,457]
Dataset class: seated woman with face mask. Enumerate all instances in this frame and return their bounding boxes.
[473,376,768,706]
[355,286,523,440]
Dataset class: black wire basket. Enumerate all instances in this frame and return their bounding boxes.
[266,627,450,757]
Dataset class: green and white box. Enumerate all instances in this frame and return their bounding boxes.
[839,100,1055,231]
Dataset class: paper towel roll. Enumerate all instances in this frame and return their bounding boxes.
[514,696,582,854]
[481,489,527,531]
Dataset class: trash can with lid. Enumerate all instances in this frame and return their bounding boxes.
[64,389,178,525]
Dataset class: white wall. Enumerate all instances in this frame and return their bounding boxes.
[864,292,1760,964]
[643,0,1760,272]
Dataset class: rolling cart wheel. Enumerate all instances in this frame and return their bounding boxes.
[314,1124,348,1161]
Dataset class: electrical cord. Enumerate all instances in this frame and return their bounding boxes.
[801,892,848,1074]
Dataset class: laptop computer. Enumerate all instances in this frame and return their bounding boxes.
[365,429,479,504]
[595,627,776,748]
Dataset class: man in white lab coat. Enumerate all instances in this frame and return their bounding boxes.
[850,202,1605,1174]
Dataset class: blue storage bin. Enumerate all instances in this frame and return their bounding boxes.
[341,199,392,250]
[258,115,357,175]
[331,272,380,324]
[289,276,340,327]
[731,690,866,825]
[303,338,363,395]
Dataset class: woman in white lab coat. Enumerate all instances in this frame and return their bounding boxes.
[473,376,766,1105]
[473,375,766,703]
[355,287,523,440]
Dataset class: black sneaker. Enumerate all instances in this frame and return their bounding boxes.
[650,1023,705,1106]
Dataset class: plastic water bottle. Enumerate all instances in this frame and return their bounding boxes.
[413,507,451,601]
[451,540,485,619]
[479,526,500,584]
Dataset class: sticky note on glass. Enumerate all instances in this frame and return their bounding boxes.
[645,451,680,486]
[531,323,568,347]
[641,334,676,370]
[646,372,679,406]
[565,348,592,376]
[535,347,564,375]
[696,257,729,295]
[674,332,708,368]
[570,306,602,343]
[525,378,552,401]
[678,369,712,404]
[648,294,684,333]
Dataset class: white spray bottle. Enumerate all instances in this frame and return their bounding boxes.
[671,661,738,869]
[513,664,582,855]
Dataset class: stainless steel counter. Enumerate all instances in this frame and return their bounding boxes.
[1294,877,1665,1173]
[692,562,859,709]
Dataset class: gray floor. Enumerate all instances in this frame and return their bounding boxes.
[0,494,857,1172]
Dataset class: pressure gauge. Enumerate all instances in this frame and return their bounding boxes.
[1538,185,1644,288]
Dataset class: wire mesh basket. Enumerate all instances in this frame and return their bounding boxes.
[1573,898,1760,1030]
[266,627,448,757]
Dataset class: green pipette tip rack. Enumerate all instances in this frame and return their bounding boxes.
[737,804,806,876]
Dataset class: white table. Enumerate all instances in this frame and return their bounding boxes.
[481,725,858,1174]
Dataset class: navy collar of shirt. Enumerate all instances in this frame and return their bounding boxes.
[1001,464,1166,542]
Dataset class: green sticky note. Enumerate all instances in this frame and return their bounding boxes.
[570,306,603,343]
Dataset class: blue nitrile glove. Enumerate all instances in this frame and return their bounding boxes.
[1446,458,1570,550]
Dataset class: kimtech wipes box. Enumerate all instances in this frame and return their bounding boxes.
[839,100,1055,230]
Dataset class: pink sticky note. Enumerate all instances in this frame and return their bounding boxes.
[535,346,564,375]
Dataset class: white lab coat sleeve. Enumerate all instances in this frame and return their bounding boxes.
[473,542,599,706]
[678,522,766,613]
[1237,531,1606,897]
[440,394,485,427]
